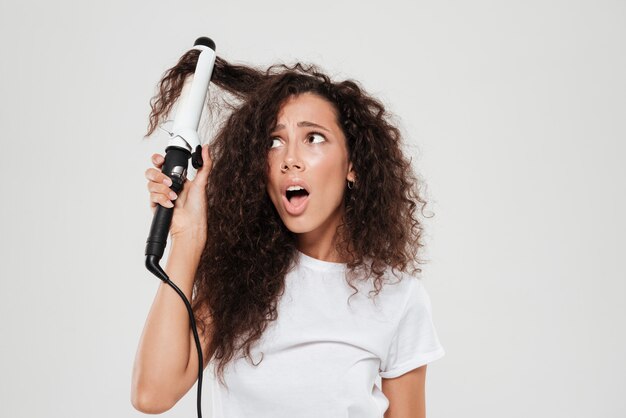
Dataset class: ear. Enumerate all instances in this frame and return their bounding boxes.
[346,161,356,182]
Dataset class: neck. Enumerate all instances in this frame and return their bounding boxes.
[296,207,346,263]
[297,234,342,262]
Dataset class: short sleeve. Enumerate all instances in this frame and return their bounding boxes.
[379,279,445,379]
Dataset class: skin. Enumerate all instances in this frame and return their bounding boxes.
[382,365,427,418]
[266,92,428,417]
[266,92,356,262]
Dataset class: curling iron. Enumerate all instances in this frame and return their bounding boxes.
[145,36,216,418]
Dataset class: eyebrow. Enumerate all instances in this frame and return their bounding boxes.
[272,121,330,133]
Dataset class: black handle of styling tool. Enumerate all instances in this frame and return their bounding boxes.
[145,146,192,261]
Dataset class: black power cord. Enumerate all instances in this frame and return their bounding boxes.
[146,255,205,418]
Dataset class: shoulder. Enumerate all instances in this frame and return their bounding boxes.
[353,265,423,315]
[375,269,436,324]
[378,267,422,300]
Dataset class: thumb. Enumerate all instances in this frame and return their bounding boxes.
[193,144,213,188]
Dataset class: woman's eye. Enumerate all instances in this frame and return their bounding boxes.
[270,137,282,148]
[307,132,326,144]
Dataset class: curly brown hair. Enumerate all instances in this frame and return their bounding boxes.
[145,49,432,388]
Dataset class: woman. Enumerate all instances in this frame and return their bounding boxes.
[132,52,445,418]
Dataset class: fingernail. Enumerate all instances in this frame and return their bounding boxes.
[166,200,174,208]
[163,178,172,187]
[169,191,177,200]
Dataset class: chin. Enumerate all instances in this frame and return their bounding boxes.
[280,217,318,234]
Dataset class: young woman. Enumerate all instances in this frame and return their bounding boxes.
[132,53,445,418]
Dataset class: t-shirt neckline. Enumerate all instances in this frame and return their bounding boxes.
[296,249,348,272]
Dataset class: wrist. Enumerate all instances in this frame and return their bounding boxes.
[165,236,205,289]
[171,231,206,255]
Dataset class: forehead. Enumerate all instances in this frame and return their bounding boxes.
[275,93,339,123]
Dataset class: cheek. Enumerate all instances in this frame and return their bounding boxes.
[315,161,348,201]
[315,155,348,178]
[265,160,281,204]
[267,153,282,177]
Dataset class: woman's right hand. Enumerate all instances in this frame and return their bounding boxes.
[145,144,213,244]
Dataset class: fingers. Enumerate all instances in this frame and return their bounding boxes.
[149,153,172,184]
[149,192,175,210]
[146,146,210,213]
[146,157,177,210]
[152,153,164,169]
[147,182,175,210]
[147,179,178,201]
[145,166,173,187]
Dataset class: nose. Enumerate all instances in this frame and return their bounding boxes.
[281,158,303,172]
[280,142,304,172]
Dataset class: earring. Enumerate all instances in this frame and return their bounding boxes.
[347,179,355,190]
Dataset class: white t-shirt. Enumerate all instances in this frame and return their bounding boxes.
[209,250,445,418]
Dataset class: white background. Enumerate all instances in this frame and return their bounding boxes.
[1,0,624,417]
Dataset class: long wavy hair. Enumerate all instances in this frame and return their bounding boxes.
[145,49,432,388]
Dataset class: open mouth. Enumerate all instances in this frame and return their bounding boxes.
[286,187,310,207]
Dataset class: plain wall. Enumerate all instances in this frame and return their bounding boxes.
[0,0,624,417]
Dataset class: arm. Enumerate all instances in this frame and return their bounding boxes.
[131,234,213,414]
[381,365,427,418]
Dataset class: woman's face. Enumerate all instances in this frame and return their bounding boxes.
[266,92,355,239]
